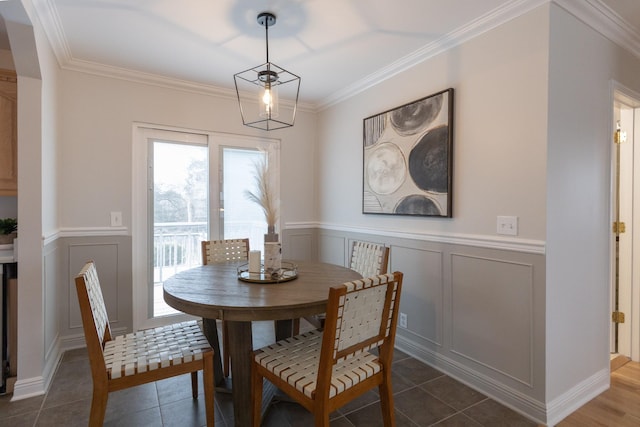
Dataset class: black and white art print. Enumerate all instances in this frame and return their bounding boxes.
[362,88,453,217]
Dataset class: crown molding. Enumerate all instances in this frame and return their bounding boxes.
[60,57,317,112]
[30,0,316,112]
[32,0,71,66]
[317,0,548,109]
[31,0,640,112]
[553,0,640,59]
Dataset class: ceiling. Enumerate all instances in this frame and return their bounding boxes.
[10,0,640,109]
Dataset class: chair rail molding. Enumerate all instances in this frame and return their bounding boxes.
[299,222,546,255]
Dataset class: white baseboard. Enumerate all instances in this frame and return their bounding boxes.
[10,376,45,401]
[544,368,609,426]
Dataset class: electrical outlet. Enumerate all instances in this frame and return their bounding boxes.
[110,211,122,227]
[399,312,408,329]
[497,215,518,236]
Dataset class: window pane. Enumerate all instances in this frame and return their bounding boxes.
[222,148,268,251]
[153,141,208,316]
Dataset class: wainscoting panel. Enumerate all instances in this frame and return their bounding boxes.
[61,236,132,342]
[68,243,120,329]
[391,244,444,347]
[282,228,315,261]
[314,226,546,420]
[318,233,347,266]
[450,253,534,386]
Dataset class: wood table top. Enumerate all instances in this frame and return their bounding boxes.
[163,260,362,322]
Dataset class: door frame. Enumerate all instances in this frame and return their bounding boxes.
[611,81,640,361]
[131,123,280,330]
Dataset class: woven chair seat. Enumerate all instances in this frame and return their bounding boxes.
[75,261,215,426]
[104,320,210,380]
[252,272,403,427]
[254,329,382,399]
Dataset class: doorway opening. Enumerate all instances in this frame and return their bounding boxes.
[611,85,640,366]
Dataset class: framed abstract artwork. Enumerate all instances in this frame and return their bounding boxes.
[362,88,454,217]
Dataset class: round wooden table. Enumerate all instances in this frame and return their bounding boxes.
[163,260,361,427]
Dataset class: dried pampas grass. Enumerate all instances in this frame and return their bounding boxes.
[244,158,278,227]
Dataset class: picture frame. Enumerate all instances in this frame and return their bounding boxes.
[362,88,453,217]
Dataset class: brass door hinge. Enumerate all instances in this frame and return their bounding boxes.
[612,311,626,323]
[613,221,626,234]
[615,129,628,144]
[615,121,628,144]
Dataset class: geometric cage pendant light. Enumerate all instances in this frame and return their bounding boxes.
[234,12,301,131]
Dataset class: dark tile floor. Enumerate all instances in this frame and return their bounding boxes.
[0,321,537,426]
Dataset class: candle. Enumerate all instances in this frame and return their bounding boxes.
[249,250,261,273]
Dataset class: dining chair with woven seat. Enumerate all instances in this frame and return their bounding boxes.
[252,271,403,427]
[304,240,390,330]
[75,261,215,426]
[201,238,250,377]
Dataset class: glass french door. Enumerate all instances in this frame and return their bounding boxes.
[220,147,270,250]
[152,140,209,316]
[133,125,279,329]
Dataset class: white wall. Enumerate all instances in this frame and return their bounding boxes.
[317,7,549,241]
[545,2,640,418]
[57,72,318,231]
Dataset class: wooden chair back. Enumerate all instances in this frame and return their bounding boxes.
[301,241,390,331]
[75,261,114,382]
[201,238,250,378]
[252,272,403,426]
[320,272,402,391]
[350,241,390,277]
[202,238,250,264]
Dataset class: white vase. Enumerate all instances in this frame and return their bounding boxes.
[264,242,281,274]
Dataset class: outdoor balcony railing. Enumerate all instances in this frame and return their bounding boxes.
[152,220,267,316]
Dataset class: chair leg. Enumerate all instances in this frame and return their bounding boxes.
[378,373,396,427]
[252,366,264,427]
[203,351,215,427]
[89,386,109,427]
[223,321,230,377]
[292,318,300,336]
[313,407,330,427]
[191,371,198,399]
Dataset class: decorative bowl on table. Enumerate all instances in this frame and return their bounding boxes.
[237,261,298,283]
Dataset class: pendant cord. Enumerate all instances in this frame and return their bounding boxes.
[265,21,270,64]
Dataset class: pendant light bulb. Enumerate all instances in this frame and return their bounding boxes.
[259,84,279,118]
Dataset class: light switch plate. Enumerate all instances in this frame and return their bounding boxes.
[497,216,518,236]
[110,211,122,227]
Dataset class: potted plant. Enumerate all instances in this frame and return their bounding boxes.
[0,217,17,245]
